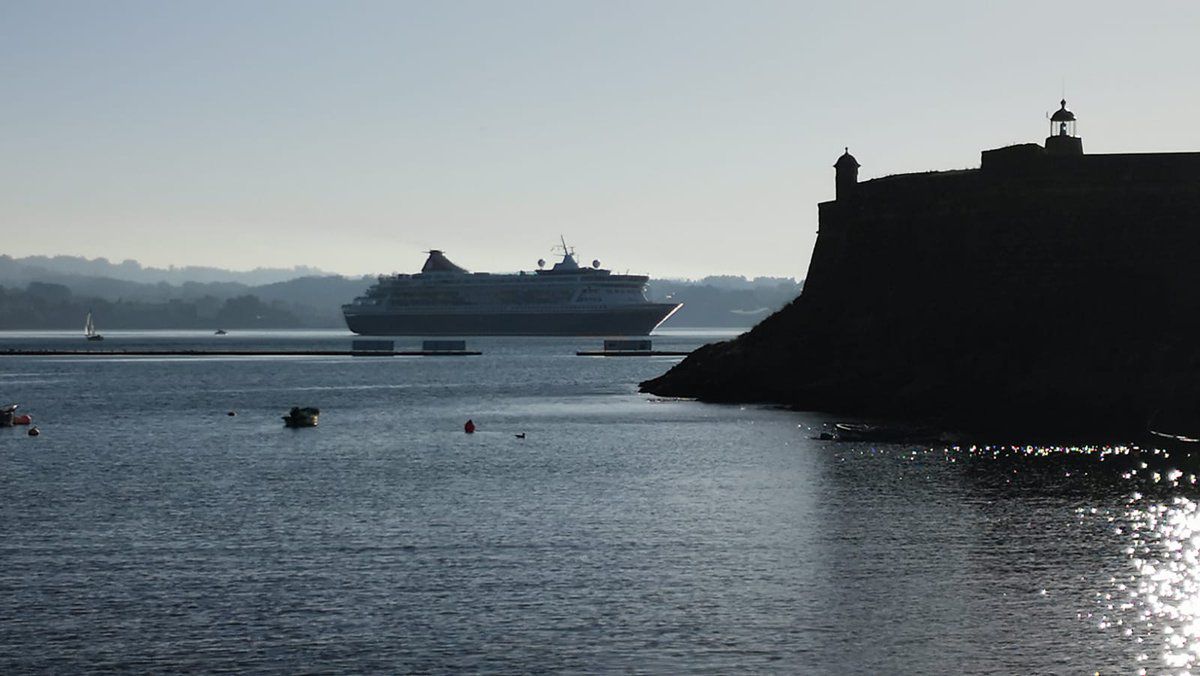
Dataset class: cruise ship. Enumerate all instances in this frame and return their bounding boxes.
[342,243,681,336]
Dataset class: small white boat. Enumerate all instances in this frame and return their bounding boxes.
[828,422,952,443]
[84,311,104,341]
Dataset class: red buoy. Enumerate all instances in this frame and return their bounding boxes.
[12,414,32,425]
[464,419,476,434]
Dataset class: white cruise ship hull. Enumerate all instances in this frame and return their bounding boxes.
[344,303,680,336]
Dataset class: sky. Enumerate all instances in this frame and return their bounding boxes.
[2,1,1199,280]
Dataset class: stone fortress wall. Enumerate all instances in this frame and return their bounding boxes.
[642,102,1200,435]
[810,141,1200,324]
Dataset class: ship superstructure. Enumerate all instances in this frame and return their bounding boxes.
[342,243,681,336]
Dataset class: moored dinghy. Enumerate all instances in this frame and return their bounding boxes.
[1,403,17,427]
[283,407,320,427]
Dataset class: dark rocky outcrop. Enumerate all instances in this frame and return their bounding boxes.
[642,138,1200,438]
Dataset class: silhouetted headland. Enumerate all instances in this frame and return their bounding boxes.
[642,101,1200,440]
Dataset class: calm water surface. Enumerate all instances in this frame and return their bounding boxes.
[0,330,1195,673]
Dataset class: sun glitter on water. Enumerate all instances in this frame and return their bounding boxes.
[947,443,1200,674]
[1119,495,1200,673]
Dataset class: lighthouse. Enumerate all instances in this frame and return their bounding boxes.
[1045,99,1084,156]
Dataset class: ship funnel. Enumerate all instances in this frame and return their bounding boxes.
[592,259,601,269]
[537,259,545,268]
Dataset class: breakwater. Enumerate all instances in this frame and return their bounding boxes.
[1,349,481,357]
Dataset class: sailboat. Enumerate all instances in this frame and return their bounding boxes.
[84,311,104,341]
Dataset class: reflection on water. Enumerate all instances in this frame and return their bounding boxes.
[960,444,1200,676]
[1106,493,1200,675]
[6,333,1200,672]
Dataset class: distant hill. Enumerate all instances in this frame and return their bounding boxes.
[0,254,330,286]
[0,253,801,329]
[251,276,379,326]
[0,254,370,329]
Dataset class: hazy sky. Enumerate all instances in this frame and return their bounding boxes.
[3,1,1198,279]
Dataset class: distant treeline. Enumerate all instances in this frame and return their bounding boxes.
[646,278,801,327]
[0,283,303,330]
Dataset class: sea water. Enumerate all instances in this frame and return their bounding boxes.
[0,330,1193,673]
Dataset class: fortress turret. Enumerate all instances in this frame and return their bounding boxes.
[835,148,860,200]
[1046,99,1083,156]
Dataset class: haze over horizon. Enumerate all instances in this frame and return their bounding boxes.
[3,1,1198,279]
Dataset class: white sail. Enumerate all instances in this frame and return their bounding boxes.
[84,314,101,341]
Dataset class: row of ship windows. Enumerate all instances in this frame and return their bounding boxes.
[365,295,645,307]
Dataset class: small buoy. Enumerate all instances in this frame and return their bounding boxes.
[515,433,526,439]
[464,419,475,434]
[28,426,40,437]
[227,411,237,417]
